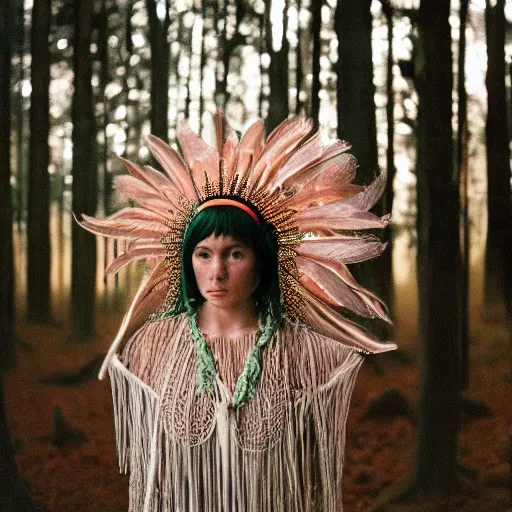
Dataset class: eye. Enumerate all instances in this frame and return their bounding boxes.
[195,251,210,260]
[231,250,244,259]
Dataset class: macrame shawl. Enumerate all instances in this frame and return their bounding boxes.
[108,313,364,512]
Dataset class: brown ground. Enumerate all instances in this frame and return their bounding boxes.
[5,311,512,511]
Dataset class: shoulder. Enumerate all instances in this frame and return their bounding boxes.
[120,313,189,390]
[276,316,365,390]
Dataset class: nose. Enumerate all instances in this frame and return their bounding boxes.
[211,256,227,281]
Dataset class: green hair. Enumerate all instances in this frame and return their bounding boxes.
[177,205,282,320]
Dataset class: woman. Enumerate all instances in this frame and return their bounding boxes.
[80,111,395,511]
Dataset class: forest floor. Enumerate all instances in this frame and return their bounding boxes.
[4,309,512,512]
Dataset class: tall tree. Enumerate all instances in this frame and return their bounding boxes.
[199,1,207,134]
[27,0,52,323]
[265,0,289,133]
[295,0,303,114]
[458,0,470,389]
[310,0,322,126]
[0,0,16,374]
[335,0,377,184]
[0,1,39,508]
[215,0,248,109]
[381,0,396,217]
[335,0,390,304]
[71,0,98,341]
[146,0,170,141]
[414,0,460,495]
[485,0,512,312]
[13,0,26,229]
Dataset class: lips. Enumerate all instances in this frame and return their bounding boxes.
[207,289,228,296]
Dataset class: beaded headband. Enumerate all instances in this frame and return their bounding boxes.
[78,110,396,379]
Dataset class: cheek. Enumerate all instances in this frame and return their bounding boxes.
[192,261,206,289]
[241,259,259,293]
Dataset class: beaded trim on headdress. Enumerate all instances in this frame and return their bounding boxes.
[78,110,396,380]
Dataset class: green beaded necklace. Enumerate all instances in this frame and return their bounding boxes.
[188,310,277,408]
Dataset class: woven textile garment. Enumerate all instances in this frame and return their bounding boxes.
[111,313,364,512]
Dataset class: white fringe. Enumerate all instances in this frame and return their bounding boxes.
[109,355,159,512]
[109,323,364,512]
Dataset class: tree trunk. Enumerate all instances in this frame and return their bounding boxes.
[217,0,229,107]
[27,0,51,323]
[335,0,377,184]
[71,0,97,341]
[485,0,512,313]
[265,0,289,133]
[122,0,134,160]
[0,3,40,509]
[310,0,322,127]
[14,0,26,229]
[146,0,170,141]
[215,0,248,111]
[97,0,108,218]
[295,0,303,114]
[185,19,192,120]
[373,0,396,313]
[258,13,264,119]
[199,2,207,135]
[414,0,460,495]
[335,0,389,303]
[458,0,470,389]
[382,0,395,217]
[0,0,16,373]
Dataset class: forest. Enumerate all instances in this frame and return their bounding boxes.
[0,0,511,510]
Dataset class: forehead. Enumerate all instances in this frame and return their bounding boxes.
[194,233,250,250]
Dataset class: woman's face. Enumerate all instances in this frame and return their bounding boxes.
[192,234,260,310]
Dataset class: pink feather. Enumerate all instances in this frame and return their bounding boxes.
[145,134,198,198]
[283,155,361,211]
[302,288,396,354]
[221,132,239,187]
[105,243,166,275]
[130,260,170,327]
[296,202,390,231]
[253,116,315,189]
[114,175,174,216]
[296,255,390,322]
[297,234,386,264]
[79,209,168,240]
[176,120,220,192]
[342,169,387,211]
[272,137,352,190]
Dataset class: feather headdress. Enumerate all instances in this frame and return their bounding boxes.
[79,111,395,379]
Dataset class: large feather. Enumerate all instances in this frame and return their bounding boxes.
[105,243,166,275]
[253,116,314,189]
[176,120,220,192]
[296,202,390,231]
[98,260,169,379]
[297,234,386,264]
[78,209,168,240]
[342,169,387,211]
[145,134,198,198]
[283,155,361,211]
[296,255,390,322]
[221,131,239,189]
[119,157,182,209]
[114,175,174,217]
[302,288,396,354]
[272,137,352,190]
[239,119,265,160]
